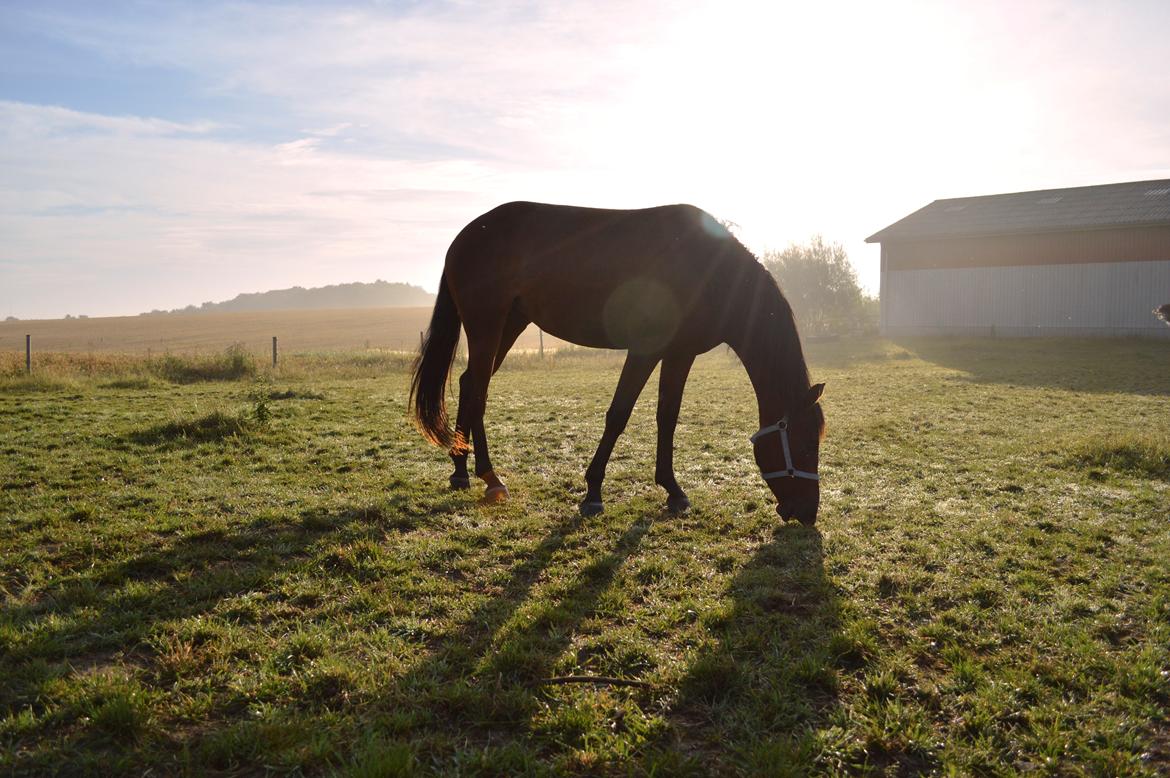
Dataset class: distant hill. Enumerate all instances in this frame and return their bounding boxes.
[142,281,435,315]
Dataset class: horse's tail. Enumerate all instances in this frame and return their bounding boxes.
[410,274,461,448]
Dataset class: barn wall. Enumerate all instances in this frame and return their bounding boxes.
[886,225,1170,271]
[883,259,1170,338]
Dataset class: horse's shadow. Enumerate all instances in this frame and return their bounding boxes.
[11,483,842,772]
[367,505,655,725]
[359,503,841,772]
[650,523,842,772]
[1,504,368,714]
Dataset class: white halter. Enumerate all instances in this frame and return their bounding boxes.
[750,415,820,481]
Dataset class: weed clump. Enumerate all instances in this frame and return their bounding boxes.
[0,375,78,394]
[681,652,743,704]
[346,737,418,778]
[88,689,150,742]
[101,377,157,390]
[1070,432,1170,480]
[267,388,326,400]
[130,409,254,445]
[153,344,256,384]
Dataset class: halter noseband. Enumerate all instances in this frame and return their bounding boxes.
[750,415,820,482]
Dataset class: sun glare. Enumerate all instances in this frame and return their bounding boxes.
[566,0,1026,292]
[568,2,888,267]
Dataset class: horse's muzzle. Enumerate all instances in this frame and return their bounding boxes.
[777,495,819,526]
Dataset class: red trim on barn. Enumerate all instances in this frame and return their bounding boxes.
[883,225,1170,271]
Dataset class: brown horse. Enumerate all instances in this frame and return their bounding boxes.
[409,202,825,525]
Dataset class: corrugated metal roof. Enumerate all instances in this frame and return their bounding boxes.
[866,179,1170,243]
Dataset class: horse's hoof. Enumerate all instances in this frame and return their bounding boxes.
[480,484,509,505]
[666,494,691,514]
[449,475,471,490]
[579,500,604,517]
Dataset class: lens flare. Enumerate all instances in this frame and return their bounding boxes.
[601,277,681,354]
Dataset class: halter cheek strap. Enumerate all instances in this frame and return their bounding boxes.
[750,416,820,481]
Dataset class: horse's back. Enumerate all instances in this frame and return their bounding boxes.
[443,201,751,352]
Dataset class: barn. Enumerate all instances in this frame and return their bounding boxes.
[866,179,1170,338]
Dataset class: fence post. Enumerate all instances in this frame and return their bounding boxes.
[419,331,424,350]
[539,329,544,359]
[26,334,31,375]
[272,336,278,369]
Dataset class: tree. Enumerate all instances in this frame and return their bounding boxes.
[761,236,867,334]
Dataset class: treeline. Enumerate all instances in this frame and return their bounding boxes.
[140,280,435,316]
[762,236,878,336]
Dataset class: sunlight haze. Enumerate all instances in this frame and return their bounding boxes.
[2,0,1168,318]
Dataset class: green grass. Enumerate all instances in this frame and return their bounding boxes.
[1,337,1168,775]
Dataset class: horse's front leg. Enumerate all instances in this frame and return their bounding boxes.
[581,354,659,516]
[655,353,696,514]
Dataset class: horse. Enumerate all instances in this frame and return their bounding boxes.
[409,202,825,525]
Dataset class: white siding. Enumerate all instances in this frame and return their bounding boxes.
[884,259,1170,338]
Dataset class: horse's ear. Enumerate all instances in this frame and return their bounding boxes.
[805,383,825,407]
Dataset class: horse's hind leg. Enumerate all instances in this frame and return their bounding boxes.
[448,305,528,489]
[447,372,474,489]
[581,353,659,516]
[451,306,520,503]
[491,303,530,373]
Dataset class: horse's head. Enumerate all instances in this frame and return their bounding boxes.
[752,383,825,526]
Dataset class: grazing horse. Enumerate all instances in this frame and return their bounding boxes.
[409,202,825,525]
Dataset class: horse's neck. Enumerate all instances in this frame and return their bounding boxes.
[736,339,788,426]
[726,287,806,426]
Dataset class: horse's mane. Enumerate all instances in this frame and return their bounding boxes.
[732,254,820,426]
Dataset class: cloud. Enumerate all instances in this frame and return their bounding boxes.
[3,0,1170,318]
[13,1,694,165]
[307,188,478,203]
[0,99,501,317]
[302,122,353,137]
[0,100,221,140]
[275,137,323,155]
[0,1,705,316]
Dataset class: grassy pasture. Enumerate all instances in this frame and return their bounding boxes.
[1,337,1168,775]
[0,307,567,356]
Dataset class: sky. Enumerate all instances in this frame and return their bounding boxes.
[2,0,1169,319]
